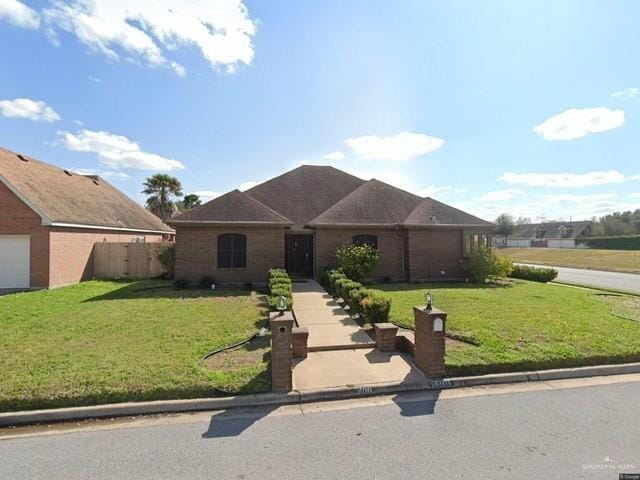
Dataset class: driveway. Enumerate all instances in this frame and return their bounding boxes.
[518,263,640,294]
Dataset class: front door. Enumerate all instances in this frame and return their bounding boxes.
[285,234,314,277]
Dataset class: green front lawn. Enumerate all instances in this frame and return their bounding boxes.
[0,280,270,412]
[373,280,640,376]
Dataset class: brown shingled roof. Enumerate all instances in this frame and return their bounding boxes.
[170,189,293,225]
[0,146,172,232]
[245,165,365,230]
[404,197,493,227]
[308,179,423,226]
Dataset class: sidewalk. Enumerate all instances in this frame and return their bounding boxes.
[292,280,374,350]
[291,280,427,391]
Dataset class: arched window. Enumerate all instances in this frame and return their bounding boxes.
[217,234,247,268]
[353,234,378,249]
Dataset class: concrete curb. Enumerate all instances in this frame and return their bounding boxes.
[2,362,640,427]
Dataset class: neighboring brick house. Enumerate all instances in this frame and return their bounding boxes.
[170,165,493,284]
[0,147,173,289]
[499,221,592,248]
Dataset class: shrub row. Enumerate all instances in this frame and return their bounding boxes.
[576,235,640,250]
[325,269,391,324]
[268,268,293,311]
[508,265,558,283]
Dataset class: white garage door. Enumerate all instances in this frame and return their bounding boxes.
[0,236,30,288]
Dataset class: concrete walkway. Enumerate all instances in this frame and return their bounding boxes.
[292,280,374,350]
[291,280,427,391]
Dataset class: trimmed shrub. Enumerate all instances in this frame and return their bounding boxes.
[334,277,354,299]
[467,246,513,283]
[317,266,331,288]
[576,235,640,250]
[360,293,391,324]
[268,268,288,279]
[346,286,369,315]
[338,279,361,303]
[335,244,380,282]
[328,270,347,296]
[509,265,558,283]
[268,269,293,311]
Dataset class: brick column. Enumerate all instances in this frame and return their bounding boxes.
[374,323,398,352]
[413,307,447,378]
[292,327,309,359]
[269,311,294,392]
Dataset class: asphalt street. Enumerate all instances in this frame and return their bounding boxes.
[1,377,639,479]
[519,263,640,294]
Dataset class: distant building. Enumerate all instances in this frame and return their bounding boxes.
[497,221,592,248]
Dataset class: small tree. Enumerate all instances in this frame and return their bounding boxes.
[467,246,513,283]
[335,244,380,282]
[155,244,176,279]
[494,213,515,243]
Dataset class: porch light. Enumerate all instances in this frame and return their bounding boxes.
[277,295,287,315]
[425,290,433,311]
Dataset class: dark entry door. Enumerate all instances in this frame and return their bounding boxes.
[285,234,314,277]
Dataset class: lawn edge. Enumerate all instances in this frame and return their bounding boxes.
[2,361,640,428]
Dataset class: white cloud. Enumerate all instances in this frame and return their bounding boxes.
[191,190,222,202]
[239,180,260,191]
[69,168,131,180]
[322,151,345,161]
[611,87,639,100]
[345,132,444,162]
[631,193,640,198]
[0,0,39,29]
[477,189,524,202]
[419,185,468,197]
[533,107,625,140]
[43,0,257,76]
[501,170,627,188]
[0,98,60,122]
[58,129,184,171]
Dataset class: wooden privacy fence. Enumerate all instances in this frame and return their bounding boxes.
[93,242,170,279]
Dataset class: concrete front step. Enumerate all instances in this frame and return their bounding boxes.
[308,342,376,353]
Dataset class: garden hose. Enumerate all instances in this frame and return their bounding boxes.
[198,327,268,365]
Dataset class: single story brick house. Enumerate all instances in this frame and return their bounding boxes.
[497,221,592,248]
[170,165,493,284]
[0,147,173,289]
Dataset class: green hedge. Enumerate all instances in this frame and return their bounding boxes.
[346,286,369,315]
[268,269,293,310]
[328,270,347,296]
[509,265,558,283]
[576,235,640,250]
[360,293,391,324]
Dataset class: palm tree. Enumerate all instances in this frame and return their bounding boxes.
[182,193,202,210]
[142,174,183,221]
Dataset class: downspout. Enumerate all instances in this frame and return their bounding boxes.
[393,223,406,281]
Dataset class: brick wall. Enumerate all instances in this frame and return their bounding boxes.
[174,225,286,283]
[0,182,50,287]
[314,227,405,280]
[406,228,465,281]
[48,228,165,288]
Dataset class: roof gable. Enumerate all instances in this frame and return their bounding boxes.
[170,189,292,225]
[308,179,423,226]
[245,165,365,229]
[404,197,493,227]
[512,221,592,239]
[0,147,172,233]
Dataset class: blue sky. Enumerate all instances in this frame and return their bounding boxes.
[1,0,639,222]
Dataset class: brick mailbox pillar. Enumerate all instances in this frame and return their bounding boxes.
[413,306,447,378]
[269,311,294,392]
[374,323,398,352]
